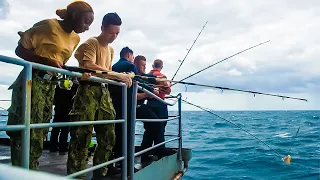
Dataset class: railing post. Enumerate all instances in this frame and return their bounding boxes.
[22,64,32,168]
[121,85,128,180]
[178,93,182,161]
[129,82,138,179]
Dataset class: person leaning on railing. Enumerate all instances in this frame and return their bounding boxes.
[133,55,166,163]
[5,1,94,171]
[66,12,132,179]
[108,46,137,175]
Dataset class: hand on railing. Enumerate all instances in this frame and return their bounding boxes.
[80,72,92,80]
[47,59,63,69]
[117,73,133,87]
[45,61,63,76]
[153,88,160,95]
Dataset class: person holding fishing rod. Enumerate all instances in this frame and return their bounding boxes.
[66,12,132,179]
[6,1,94,170]
[107,46,138,175]
[109,50,159,173]
[133,56,176,162]
[146,59,176,159]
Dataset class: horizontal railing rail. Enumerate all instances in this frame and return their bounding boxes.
[137,86,178,106]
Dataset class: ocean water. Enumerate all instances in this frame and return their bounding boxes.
[1,110,319,180]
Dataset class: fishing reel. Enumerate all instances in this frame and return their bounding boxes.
[57,74,74,90]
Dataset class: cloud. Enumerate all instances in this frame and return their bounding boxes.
[0,0,319,110]
[227,69,242,76]
[0,0,9,20]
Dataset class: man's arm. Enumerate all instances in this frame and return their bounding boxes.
[80,60,110,72]
[81,60,132,83]
[137,93,149,100]
[163,82,172,95]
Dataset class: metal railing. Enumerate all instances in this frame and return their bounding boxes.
[0,55,182,180]
[132,82,183,179]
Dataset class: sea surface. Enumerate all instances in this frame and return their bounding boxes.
[0,110,319,180]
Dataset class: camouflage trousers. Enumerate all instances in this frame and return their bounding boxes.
[6,69,55,170]
[67,84,116,179]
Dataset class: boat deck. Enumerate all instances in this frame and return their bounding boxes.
[0,145,162,180]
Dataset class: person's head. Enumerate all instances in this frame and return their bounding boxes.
[120,47,134,63]
[152,59,163,70]
[56,1,94,34]
[134,55,147,75]
[101,12,122,44]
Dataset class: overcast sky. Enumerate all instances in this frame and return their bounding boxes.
[0,0,319,110]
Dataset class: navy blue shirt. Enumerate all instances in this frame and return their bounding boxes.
[135,74,156,105]
[109,58,138,114]
[112,58,138,74]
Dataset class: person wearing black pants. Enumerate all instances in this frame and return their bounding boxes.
[108,47,137,175]
[146,59,176,158]
[49,82,78,154]
[136,103,162,162]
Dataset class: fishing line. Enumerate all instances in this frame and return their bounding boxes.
[287,127,300,155]
[181,99,291,164]
[181,99,283,157]
[133,80,293,163]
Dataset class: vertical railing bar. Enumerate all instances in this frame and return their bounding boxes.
[121,85,128,180]
[178,93,182,161]
[129,82,138,179]
[21,64,32,168]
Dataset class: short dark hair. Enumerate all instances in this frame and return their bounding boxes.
[120,46,133,58]
[153,59,163,68]
[134,55,146,65]
[102,12,122,28]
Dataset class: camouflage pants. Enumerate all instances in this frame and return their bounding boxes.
[6,69,55,170]
[67,84,116,179]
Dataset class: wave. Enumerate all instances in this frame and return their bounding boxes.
[213,122,229,128]
[273,132,292,138]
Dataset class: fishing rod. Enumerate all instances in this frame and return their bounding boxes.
[171,40,270,86]
[134,76,308,102]
[62,65,132,77]
[171,21,208,81]
[181,99,291,164]
[62,66,308,102]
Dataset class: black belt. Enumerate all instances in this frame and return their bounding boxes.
[80,81,107,88]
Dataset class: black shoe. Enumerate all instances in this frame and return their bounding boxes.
[106,166,121,176]
[155,149,176,159]
[49,147,59,153]
[134,167,139,173]
[141,154,154,163]
[59,151,67,155]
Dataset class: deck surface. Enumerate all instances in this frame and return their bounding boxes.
[0,145,156,180]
